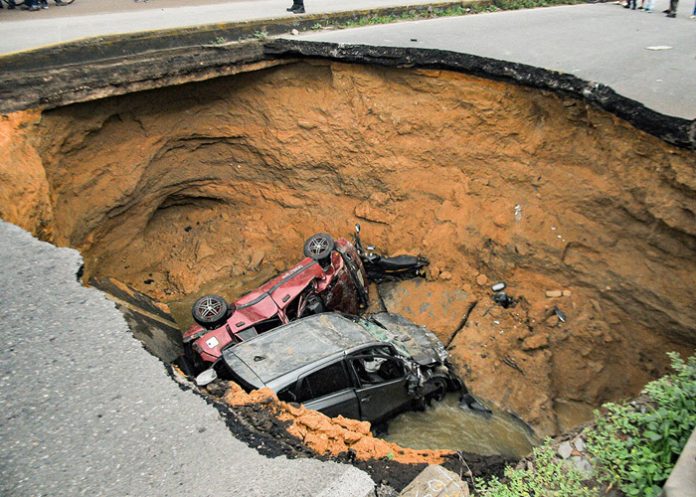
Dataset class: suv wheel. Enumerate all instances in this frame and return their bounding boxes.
[192,295,229,330]
[426,377,448,404]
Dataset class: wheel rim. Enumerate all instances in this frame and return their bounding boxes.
[196,297,223,320]
[307,236,329,257]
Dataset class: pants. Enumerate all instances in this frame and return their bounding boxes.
[669,0,678,11]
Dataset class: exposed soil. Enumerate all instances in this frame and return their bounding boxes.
[1,60,694,441]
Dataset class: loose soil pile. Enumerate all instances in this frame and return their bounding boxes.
[1,60,694,438]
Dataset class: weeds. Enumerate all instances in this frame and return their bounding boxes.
[475,442,597,497]
[253,30,269,40]
[586,353,696,497]
[475,353,696,497]
[318,0,587,32]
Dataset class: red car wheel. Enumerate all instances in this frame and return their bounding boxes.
[303,233,335,262]
[192,295,229,329]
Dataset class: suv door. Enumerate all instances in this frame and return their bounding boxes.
[296,360,360,419]
[348,346,412,423]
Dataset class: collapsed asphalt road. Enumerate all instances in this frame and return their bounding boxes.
[0,221,374,497]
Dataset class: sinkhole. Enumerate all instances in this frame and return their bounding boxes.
[2,58,695,469]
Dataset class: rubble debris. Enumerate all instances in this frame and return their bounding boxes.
[491,282,506,292]
[557,441,573,459]
[545,290,563,298]
[399,465,469,497]
[492,291,516,309]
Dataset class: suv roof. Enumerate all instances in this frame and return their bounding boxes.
[221,313,380,388]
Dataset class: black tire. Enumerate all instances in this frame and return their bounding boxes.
[342,253,369,307]
[303,233,335,262]
[192,295,229,330]
[426,377,448,404]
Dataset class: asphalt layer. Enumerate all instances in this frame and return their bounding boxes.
[0,221,374,497]
[286,1,696,119]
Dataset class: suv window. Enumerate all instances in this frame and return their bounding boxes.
[349,347,404,386]
[297,361,351,403]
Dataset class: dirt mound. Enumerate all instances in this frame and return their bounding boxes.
[1,60,694,437]
[224,382,451,464]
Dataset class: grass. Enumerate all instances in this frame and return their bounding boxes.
[307,0,588,31]
[473,352,696,497]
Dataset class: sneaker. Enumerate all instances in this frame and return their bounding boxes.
[291,6,304,13]
[690,14,696,18]
[645,8,652,12]
[666,12,676,16]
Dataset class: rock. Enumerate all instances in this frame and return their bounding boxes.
[476,274,488,286]
[522,334,549,351]
[545,290,562,298]
[568,456,593,477]
[291,28,299,36]
[562,289,572,297]
[557,441,573,459]
[574,437,586,452]
[439,271,452,281]
[400,465,469,497]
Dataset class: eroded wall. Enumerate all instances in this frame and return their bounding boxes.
[2,60,694,436]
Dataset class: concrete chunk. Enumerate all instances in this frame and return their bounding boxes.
[400,465,469,497]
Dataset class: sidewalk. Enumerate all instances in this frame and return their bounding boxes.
[0,0,469,55]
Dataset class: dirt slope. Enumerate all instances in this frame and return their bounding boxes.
[1,60,694,436]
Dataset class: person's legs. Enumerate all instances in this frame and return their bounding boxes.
[286,0,304,13]
[22,0,40,10]
[667,0,678,15]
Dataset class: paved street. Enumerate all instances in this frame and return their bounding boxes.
[0,0,457,55]
[286,1,696,119]
[0,221,374,497]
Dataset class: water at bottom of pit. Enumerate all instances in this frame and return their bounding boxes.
[382,394,539,458]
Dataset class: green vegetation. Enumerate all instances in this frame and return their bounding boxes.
[586,353,696,497]
[474,353,696,497]
[476,442,596,497]
[253,30,269,40]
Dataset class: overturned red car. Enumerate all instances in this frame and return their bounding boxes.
[181,233,370,372]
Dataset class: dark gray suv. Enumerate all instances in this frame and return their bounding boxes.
[209,312,462,424]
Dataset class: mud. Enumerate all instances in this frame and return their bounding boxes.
[1,60,695,440]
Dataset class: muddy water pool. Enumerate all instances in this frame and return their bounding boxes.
[383,395,538,458]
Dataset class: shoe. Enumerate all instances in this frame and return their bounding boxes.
[286,4,304,12]
[666,12,676,16]
[662,8,670,12]
[690,14,696,18]
[645,8,652,12]
[291,6,304,13]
